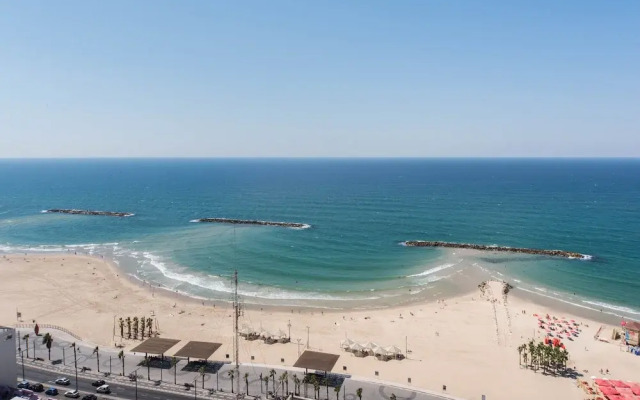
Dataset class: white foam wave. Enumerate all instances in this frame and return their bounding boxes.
[518,287,640,319]
[582,300,640,316]
[407,263,455,277]
[140,251,376,301]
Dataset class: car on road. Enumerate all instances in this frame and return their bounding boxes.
[17,380,30,388]
[45,387,59,395]
[55,377,71,385]
[29,383,45,392]
[96,385,110,394]
[81,395,97,400]
[90,379,105,387]
[64,389,80,398]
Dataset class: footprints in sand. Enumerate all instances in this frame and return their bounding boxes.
[481,281,513,346]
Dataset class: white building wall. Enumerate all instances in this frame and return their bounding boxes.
[0,327,17,387]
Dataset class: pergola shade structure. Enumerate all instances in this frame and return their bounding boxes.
[173,341,222,360]
[293,350,340,372]
[131,337,180,355]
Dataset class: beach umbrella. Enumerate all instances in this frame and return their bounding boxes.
[239,326,254,336]
[349,343,365,352]
[384,345,402,355]
[372,346,389,356]
[340,338,354,349]
[362,341,378,351]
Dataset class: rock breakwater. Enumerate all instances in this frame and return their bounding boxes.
[193,218,310,229]
[44,209,134,217]
[403,240,589,260]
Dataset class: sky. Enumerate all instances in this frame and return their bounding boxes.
[1,1,638,158]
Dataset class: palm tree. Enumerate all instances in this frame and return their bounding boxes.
[118,317,124,338]
[199,366,206,389]
[171,357,178,384]
[293,374,300,395]
[517,344,525,366]
[334,385,341,400]
[244,372,249,395]
[312,378,320,400]
[133,317,139,339]
[282,371,289,395]
[126,317,132,339]
[228,370,235,393]
[356,387,363,400]
[147,317,153,336]
[278,373,285,396]
[269,369,276,394]
[263,376,269,394]
[42,333,53,361]
[527,340,536,369]
[22,334,30,358]
[118,350,125,376]
[93,346,100,372]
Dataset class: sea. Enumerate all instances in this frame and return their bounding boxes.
[0,158,638,319]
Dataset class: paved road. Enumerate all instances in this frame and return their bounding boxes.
[22,365,239,400]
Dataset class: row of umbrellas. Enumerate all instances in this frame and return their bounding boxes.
[239,326,288,339]
[340,338,402,356]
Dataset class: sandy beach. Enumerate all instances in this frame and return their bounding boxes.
[1,252,637,400]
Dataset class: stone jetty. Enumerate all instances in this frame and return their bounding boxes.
[403,240,589,259]
[44,209,134,217]
[193,218,309,229]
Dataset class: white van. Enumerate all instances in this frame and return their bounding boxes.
[96,385,111,394]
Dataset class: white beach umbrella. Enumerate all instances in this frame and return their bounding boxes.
[384,345,402,355]
[340,338,354,349]
[239,326,254,335]
[362,341,378,350]
[373,346,389,356]
[349,342,365,352]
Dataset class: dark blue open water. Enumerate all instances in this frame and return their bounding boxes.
[0,159,638,316]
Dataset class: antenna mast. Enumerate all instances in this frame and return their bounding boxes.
[233,270,240,396]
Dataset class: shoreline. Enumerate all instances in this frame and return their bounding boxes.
[1,253,638,400]
[2,245,637,324]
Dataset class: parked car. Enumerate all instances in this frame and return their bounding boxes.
[29,383,44,392]
[81,395,97,400]
[17,380,30,388]
[90,380,105,387]
[55,377,71,385]
[64,389,80,398]
[96,385,110,394]
[45,387,59,395]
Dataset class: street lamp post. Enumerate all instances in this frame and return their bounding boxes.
[20,350,25,380]
[193,377,198,400]
[306,326,310,349]
[131,367,141,400]
[71,343,78,391]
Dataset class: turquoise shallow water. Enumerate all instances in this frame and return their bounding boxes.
[0,159,638,316]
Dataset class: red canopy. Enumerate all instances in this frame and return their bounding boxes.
[596,379,613,387]
[631,387,640,396]
[617,388,634,396]
[611,381,631,389]
[600,387,620,396]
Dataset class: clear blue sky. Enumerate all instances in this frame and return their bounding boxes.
[1,1,638,157]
